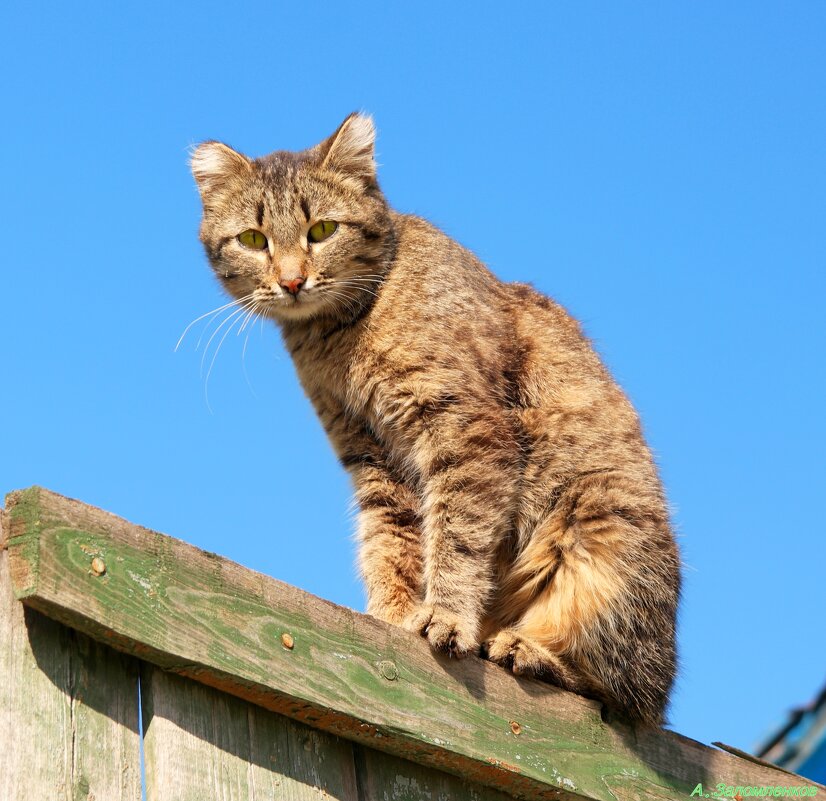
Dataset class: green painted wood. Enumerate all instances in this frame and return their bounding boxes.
[4,487,823,801]
[0,543,141,801]
[142,663,361,801]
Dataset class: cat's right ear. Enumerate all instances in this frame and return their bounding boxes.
[190,141,251,199]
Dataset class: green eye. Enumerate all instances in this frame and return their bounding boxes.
[307,220,338,243]
[238,229,268,250]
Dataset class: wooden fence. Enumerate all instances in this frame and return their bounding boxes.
[1,486,819,800]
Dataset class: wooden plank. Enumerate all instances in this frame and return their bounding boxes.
[141,663,514,801]
[4,486,822,801]
[353,744,513,801]
[141,663,360,801]
[0,513,141,801]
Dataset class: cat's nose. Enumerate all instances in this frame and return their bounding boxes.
[280,277,305,296]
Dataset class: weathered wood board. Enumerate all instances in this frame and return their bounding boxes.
[142,663,361,801]
[4,487,822,801]
[352,742,514,801]
[142,663,511,801]
[0,526,141,800]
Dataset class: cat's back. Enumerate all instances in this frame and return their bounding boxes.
[369,214,612,396]
[362,213,513,370]
[383,212,504,307]
[502,281,663,496]
[384,214,593,352]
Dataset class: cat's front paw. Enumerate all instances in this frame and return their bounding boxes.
[482,629,549,677]
[402,604,477,658]
[482,629,576,688]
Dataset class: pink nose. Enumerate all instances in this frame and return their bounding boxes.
[280,277,305,296]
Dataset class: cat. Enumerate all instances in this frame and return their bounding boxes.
[190,113,680,726]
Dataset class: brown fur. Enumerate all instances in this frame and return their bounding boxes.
[190,114,681,725]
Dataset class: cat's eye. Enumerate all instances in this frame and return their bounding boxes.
[238,229,268,250]
[307,220,337,243]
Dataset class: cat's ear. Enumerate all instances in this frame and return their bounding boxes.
[317,113,376,185]
[190,141,252,198]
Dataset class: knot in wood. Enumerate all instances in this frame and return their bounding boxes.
[378,660,398,681]
[280,632,295,650]
[90,557,106,577]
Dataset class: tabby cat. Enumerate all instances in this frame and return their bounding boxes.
[190,114,680,725]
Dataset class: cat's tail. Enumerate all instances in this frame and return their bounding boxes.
[485,476,680,726]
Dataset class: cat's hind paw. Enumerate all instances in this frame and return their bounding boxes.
[402,605,477,658]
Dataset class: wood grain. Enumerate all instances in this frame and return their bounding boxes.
[0,539,141,800]
[5,486,822,801]
[353,744,513,801]
[141,663,515,801]
[142,663,361,801]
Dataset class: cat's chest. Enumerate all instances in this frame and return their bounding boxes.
[288,336,351,403]
[286,326,374,414]
[287,329,413,434]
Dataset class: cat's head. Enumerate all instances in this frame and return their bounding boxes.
[191,113,394,324]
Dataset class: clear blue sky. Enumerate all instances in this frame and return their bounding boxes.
[2,2,824,753]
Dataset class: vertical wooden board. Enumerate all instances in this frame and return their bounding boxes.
[141,664,361,801]
[0,548,141,801]
[354,745,516,801]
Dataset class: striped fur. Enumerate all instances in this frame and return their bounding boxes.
[191,114,681,725]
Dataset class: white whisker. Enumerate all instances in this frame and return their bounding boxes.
[200,302,255,376]
[239,302,262,333]
[204,302,256,409]
[196,298,250,351]
[336,282,381,299]
[175,293,254,352]
[322,288,361,317]
[240,303,262,398]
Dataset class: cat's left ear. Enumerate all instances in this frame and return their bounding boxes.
[318,113,377,186]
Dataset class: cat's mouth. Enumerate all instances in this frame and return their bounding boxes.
[253,278,372,322]
[254,286,325,321]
